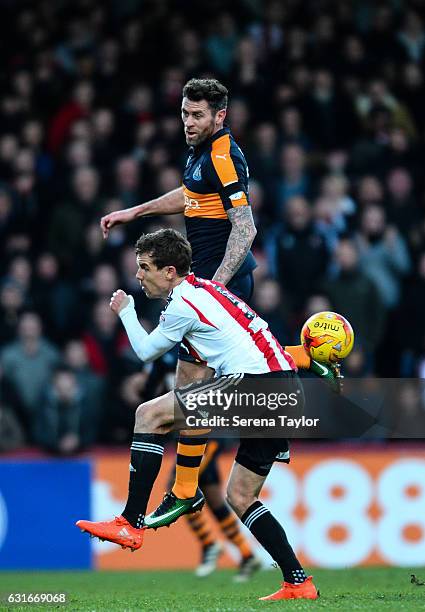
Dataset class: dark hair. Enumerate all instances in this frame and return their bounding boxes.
[182,78,228,113]
[135,229,192,276]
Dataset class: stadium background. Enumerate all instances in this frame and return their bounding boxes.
[1,0,425,572]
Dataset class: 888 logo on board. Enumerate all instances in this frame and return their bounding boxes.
[253,456,425,568]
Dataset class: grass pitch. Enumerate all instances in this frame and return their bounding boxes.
[1,567,425,611]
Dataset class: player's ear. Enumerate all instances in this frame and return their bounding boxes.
[216,108,226,125]
[165,265,177,279]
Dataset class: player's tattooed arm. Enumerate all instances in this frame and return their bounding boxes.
[212,206,257,285]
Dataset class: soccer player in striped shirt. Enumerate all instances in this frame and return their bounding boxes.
[77,229,318,600]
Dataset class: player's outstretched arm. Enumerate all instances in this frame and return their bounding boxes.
[212,206,257,286]
[100,187,185,238]
[110,290,176,362]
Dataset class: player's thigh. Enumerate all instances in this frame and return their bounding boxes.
[226,461,266,516]
[176,358,214,386]
[175,364,215,435]
[136,390,175,429]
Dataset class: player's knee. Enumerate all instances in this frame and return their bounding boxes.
[134,402,157,432]
[135,400,172,433]
[226,484,255,517]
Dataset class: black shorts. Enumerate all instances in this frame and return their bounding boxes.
[175,370,301,477]
[178,271,254,364]
[235,437,290,477]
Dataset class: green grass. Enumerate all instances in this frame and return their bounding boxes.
[0,568,425,611]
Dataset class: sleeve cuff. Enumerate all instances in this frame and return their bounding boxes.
[118,295,135,319]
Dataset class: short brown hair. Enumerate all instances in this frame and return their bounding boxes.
[135,229,192,276]
[182,78,228,113]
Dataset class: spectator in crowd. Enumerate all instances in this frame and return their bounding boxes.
[0,365,25,451]
[396,10,425,64]
[32,252,79,342]
[274,144,311,212]
[48,166,102,271]
[82,298,127,378]
[278,106,311,151]
[355,204,410,309]
[300,69,359,151]
[0,281,25,344]
[64,339,104,402]
[385,167,420,236]
[397,252,425,376]
[313,174,356,251]
[391,381,425,438]
[355,175,385,208]
[248,123,279,197]
[0,190,16,252]
[47,80,94,154]
[0,312,60,434]
[355,79,416,139]
[268,196,329,317]
[86,263,119,305]
[91,108,118,184]
[114,156,141,208]
[33,367,99,454]
[205,13,239,76]
[252,278,290,345]
[322,238,386,366]
[398,63,425,132]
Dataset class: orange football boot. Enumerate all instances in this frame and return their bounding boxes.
[76,516,145,551]
[259,576,319,600]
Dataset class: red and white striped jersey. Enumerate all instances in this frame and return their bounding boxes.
[120,274,295,375]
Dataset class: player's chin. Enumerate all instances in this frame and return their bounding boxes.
[186,134,200,145]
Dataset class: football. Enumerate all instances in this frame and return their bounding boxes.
[301,311,354,363]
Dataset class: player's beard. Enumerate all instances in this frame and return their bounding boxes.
[185,119,216,146]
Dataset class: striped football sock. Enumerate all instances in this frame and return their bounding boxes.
[186,511,215,548]
[172,434,207,498]
[213,504,253,559]
[122,433,165,528]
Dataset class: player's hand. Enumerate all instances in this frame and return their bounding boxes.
[100,209,134,238]
[110,289,131,314]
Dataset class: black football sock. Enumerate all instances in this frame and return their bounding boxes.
[122,433,165,528]
[241,501,307,584]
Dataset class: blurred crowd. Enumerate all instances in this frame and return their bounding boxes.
[1,0,425,453]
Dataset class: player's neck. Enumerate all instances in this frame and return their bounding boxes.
[162,274,187,298]
[212,123,225,135]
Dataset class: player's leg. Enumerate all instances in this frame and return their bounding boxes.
[171,358,214,499]
[196,444,259,580]
[143,362,215,528]
[185,441,223,577]
[76,391,176,548]
[185,440,256,579]
[160,440,221,577]
[285,345,343,391]
[226,441,318,600]
[202,480,261,582]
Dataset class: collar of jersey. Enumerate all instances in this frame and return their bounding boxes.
[190,126,231,155]
[167,273,195,300]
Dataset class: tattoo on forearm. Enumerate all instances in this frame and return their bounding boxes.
[213,206,257,285]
